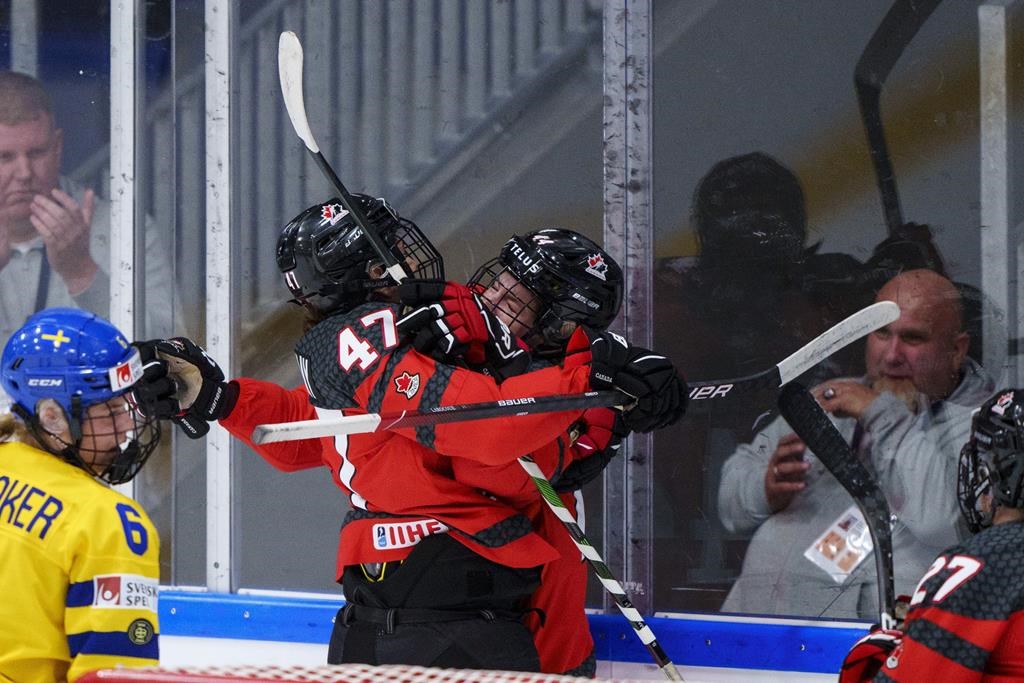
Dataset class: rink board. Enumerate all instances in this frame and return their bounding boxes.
[159,590,870,675]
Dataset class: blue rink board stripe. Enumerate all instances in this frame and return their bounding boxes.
[159,591,869,674]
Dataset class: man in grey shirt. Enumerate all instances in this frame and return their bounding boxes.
[0,71,176,358]
[718,269,994,619]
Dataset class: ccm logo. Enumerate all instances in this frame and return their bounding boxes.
[27,378,63,387]
[497,397,536,407]
[689,384,733,400]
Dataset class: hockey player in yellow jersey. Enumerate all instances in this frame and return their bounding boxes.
[0,308,162,682]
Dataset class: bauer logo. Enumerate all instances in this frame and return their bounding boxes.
[93,574,159,612]
[689,384,734,400]
[372,519,449,549]
[497,397,536,407]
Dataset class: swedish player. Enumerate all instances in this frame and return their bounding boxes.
[0,307,162,682]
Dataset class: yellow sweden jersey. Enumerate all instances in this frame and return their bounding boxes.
[0,441,160,682]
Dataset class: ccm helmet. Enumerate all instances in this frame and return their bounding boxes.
[276,194,443,316]
[958,389,1024,532]
[469,228,623,357]
[1,308,161,484]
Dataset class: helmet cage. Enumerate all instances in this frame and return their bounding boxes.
[957,390,1024,532]
[278,196,443,316]
[2,308,162,484]
[468,231,623,357]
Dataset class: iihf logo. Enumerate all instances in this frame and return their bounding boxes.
[375,526,387,548]
[585,253,608,281]
[320,203,348,225]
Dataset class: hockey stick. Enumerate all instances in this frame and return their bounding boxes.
[855,0,943,235]
[518,455,684,681]
[251,301,899,444]
[278,30,409,283]
[777,382,896,629]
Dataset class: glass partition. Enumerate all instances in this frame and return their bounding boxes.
[651,0,1019,619]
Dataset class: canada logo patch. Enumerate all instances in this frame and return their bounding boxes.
[992,391,1015,416]
[585,253,608,281]
[321,203,348,225]
[394,371,420,399]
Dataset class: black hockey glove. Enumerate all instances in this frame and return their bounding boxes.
[131,338,239,439]
[587,330,687,433]
[398,279,530,381]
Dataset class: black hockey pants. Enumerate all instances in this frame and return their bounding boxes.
[328,534,542,671]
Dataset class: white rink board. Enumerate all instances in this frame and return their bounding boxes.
[161,636,836,682]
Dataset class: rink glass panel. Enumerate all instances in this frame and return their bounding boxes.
[21,0,1024,621]
[650,0,1021,618]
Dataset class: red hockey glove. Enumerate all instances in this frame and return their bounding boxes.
[839,628,903,683]
[399,279,530,380]
[554,408,630,492]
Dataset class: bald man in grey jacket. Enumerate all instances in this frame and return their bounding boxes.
[718,270,995,619]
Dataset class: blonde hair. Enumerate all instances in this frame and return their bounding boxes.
[0,71,54,126]
[0,412,31,444]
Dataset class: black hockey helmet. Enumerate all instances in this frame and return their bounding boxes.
[958,388,1024,532]
[276,194,444,316]
[468,228,623,358]
[692,151,806,266]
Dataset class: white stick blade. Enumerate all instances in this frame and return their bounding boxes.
[776,301,899,385]
[277,31,320,153]
[252,413,383,444]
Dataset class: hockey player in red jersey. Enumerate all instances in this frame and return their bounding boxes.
[132,196,686,673]
[840,388,1024,682]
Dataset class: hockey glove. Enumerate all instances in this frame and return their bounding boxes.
[398,279,530,380]
[587,330,687,433]
[839,628,903,683]
[553,408,629,492]
[131,338,238,439]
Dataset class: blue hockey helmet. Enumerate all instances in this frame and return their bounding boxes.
[1,307,161,484]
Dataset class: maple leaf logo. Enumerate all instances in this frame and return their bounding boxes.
[585,253,608,281]
[394,371,420,399]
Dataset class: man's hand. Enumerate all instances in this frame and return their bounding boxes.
[31,188,97,295]
[813,379,879,420]
[765,433,809,512]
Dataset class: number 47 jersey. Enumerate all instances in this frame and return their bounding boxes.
[875,521,1024,682]
[0,441,160,683]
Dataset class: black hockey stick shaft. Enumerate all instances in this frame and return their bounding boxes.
[252,301,898,443]
[278,31,410,283]
[777,382,896,627]
[855,0,944,235]
[518,456,684,681]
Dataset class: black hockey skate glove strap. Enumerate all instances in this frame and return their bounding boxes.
[587,330,688,433]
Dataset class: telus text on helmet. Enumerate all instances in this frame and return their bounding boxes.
[507,242,543,275]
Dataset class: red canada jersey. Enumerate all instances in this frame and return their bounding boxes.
[875,521,1024,682]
